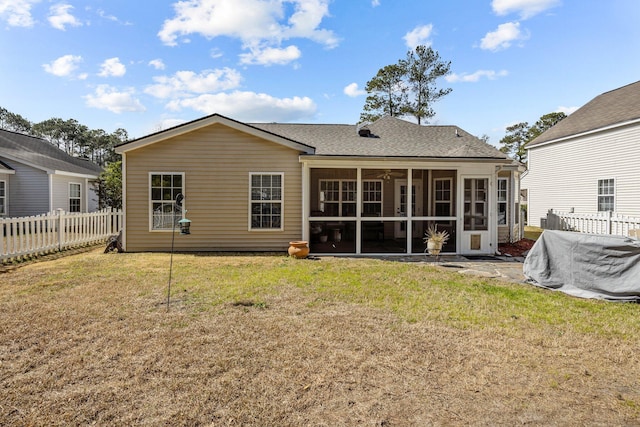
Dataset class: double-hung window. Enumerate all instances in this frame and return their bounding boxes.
[0,180,5,216]
[150,173,184,230]
[434,178,452,216]
[250,173,283,230]
[69,183,81,213]
[497,178,508,225]
[319,179,356,217]
[362,180,382,217]
[597,178,615,212]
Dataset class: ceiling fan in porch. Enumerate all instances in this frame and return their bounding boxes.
[376,169,405,181]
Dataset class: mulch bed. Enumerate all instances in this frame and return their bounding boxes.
[498,238,536,257]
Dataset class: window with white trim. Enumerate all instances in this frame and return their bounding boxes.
[250,173,283,230]
[434,178,452,216]
[497,178,508,225]
[362,180,383,216]
[319,179,356,217]
[69,183,81,213]
[0,180,6,216]
[597,178,615,212]
[150,173,184,230]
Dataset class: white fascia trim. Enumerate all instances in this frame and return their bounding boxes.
[116,114,315,155]
[53,170,100,179]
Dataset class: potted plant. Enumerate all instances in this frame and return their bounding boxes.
[424,225,449,256]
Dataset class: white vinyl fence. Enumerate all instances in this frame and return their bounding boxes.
[1,209,123,263]
[545,209,640,237]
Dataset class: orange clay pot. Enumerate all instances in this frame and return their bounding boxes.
[288,241,310,259]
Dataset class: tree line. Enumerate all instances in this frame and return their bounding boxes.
[0,107,125,167]
[0,106,124,209]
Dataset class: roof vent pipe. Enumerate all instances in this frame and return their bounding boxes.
[357,123,372,137]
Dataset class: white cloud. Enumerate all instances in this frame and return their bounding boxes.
[480,21,528,51]
[158,0,338,66]
[343,83,366,97]
[166,91,316,122]
[239,45,301,65]
[48,3,82,30]
[557,105,578,115]
[98,57,126,77]
[446,69,509,83]
[42,54,83,77]
[0,0,39,27]
[371,0,380,6]
[210,48,224,59]
[145,68,242,99]
[148,59,166,70]
[492,0,561,19]
[84,85,145,113]
[403,24,433,49]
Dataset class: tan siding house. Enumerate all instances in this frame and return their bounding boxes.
[522,81,640,227]
[122,123,305,252]
[116,114,523,255]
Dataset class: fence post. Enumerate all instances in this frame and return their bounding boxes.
[607,210,612,235]
[57,209,64,251]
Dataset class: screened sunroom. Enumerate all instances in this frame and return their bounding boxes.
[306,166,462,255]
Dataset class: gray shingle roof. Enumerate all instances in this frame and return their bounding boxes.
[0,159,13,172]
[252,116,508,159]
[528,80,640,147]
[0,129,103,176]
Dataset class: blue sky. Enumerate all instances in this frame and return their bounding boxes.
[2,0,640,146]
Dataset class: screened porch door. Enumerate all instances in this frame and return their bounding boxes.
[394,180,423,238]
[460,176,491,254]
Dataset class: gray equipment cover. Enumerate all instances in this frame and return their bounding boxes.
[523,230,640,301]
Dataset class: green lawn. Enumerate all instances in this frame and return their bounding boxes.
[0,249,638,425]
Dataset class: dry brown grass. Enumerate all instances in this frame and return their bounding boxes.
[0,249,639,426]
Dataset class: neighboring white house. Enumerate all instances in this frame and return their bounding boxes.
[522,80,640,227]
[0,129,103,217]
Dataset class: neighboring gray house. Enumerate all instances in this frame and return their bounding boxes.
[116,114,523,256]
[522,80,640,227]
[0,129,103,218]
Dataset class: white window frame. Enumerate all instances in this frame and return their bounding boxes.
[362,180,383,217]
[597,178,615,212]
[319,179,357,217]
[434,177,453,217]
[149,172,185,232]
[497,178,508,225]
[0,180,6,216]
[69,182,82,213]
[249,172,284,231]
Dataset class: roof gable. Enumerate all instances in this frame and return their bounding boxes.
[115,113,315,154]
[528,80,640,147]
[0,129,102,177]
